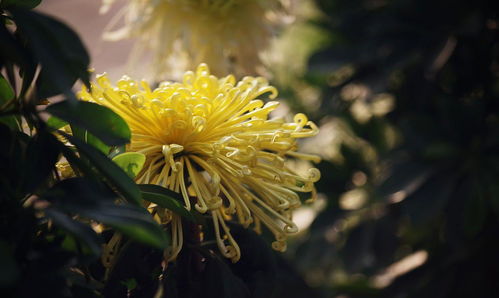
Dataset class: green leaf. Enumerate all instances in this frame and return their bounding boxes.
[138,184,193,221]
[0,112,20,131]
[10,9,90,97]
[80,203,168,249]
[70,124,86,143]
[0,73,20,130]
[0,123,30,195]
[47,100,131,146]
[64,133,141,205]
[46,116,68,130]
[120,278,138,291]
[23,131,60,193]
[45,208,102,255]
[0,22,34,72]
[0,73,14,102]
[201,256,250,298]
[44,178,168,249]
[168,253,250,298]
[1,0,42,9]
[68,123,110,154]
[112,152,146,178]
[86,131,111,155]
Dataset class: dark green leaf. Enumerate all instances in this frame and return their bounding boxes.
[46,116,68,130]
[58,139,95,179]
[23,131,60,193]
[0,110,20,131]
[45,208,102,255]
[45,178,168,249]
[70,124,110,154]
[0,23,37,97]
[2,0,41,9]
[112,152,145,178]
[70,124,86,143]
[86,131,111,155]
[47,101,131,146]
[0,73,20,130]
[10,9,90,98]
[0,73,14,102]
[64,133,141,205]
[0,21,34,72]
[167,251,250,298]
[138,184,193,221]
[201,256,250,298]
[0,124,29,195]
[120,278,138,291]
[79,203,168,249]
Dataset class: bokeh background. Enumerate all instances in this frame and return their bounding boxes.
[37,0,137,80]
[37,0,499,297]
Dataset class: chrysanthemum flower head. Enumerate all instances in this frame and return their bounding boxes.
[78,64,320,262]
[101,0,287,78]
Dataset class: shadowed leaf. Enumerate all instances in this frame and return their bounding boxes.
[47,101,131,146]
[139,184,194,221]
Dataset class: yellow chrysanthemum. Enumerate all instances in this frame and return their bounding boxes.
[78,64,320,262]
[101,0,286,78]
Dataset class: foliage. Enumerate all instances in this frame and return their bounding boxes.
[291,0,499,297]
[0,0,167,296]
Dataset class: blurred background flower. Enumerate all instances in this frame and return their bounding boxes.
[100,0,293,80]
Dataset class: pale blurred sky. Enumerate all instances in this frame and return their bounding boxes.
[37,0,146,81]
